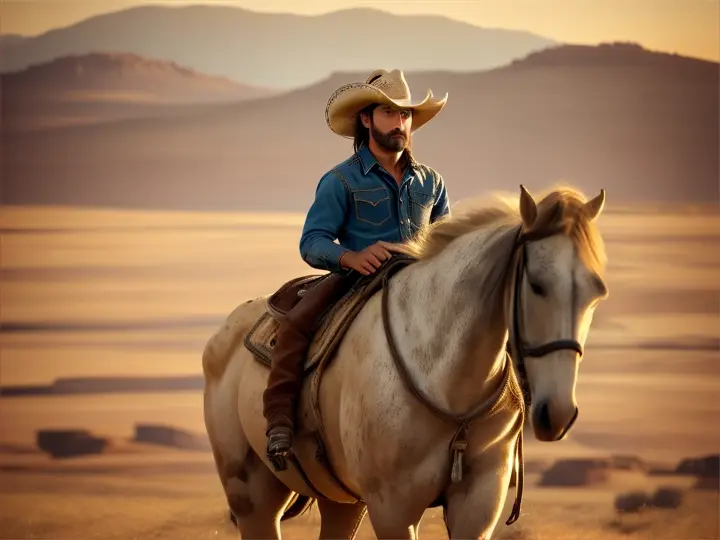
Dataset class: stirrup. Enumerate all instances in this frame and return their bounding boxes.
[267,446,292,472]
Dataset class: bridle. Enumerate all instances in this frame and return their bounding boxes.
[508,225,584,410]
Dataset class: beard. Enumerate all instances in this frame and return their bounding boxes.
[370,122,408,152]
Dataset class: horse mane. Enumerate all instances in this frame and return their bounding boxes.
[403,185,607,275]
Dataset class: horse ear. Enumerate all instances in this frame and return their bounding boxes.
[584,189,606,221]
[519,184,537,229]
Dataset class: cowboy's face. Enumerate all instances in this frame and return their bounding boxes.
[364,104,412,152]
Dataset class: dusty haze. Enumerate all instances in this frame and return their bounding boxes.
[0,5,556,87]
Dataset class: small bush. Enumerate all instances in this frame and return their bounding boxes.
[614,490,651,514]
[651,486,683,509]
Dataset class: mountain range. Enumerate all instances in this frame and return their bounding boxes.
[1,51,281,130]
[0,5,557,88]
[3,42,717,209]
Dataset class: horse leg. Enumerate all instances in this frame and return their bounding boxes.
[317,499,367,540]
[364,493,425,539]
[226,448,296,538]
[205,377,293,538]
[442,448,514,539]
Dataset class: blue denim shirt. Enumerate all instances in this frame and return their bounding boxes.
[299,144,451,272]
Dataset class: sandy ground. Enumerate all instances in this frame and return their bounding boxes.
[0,445,717,540]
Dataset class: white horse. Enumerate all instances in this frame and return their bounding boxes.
[202,184,609,539]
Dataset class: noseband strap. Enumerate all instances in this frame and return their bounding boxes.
[523,340,584,358]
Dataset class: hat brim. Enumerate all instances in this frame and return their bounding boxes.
[325,82,447,138]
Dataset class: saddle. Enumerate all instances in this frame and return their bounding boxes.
[244,254,416,376]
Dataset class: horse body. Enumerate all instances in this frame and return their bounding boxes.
[202,185,608,539]
[297,258,524,537]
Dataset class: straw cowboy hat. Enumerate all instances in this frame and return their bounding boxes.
[325,68,448,138]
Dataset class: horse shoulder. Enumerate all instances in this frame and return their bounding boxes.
[202,296,269,382]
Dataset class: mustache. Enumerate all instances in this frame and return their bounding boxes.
[388,129,406,138]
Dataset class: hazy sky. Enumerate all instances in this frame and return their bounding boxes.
[3,0,719,61]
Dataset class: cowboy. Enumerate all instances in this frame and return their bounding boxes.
[262,68,451,469]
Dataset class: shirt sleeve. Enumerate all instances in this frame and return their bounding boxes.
[430,172,451,222]
[299,172,350,272]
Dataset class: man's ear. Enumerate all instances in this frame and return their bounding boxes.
[359,110,371,129]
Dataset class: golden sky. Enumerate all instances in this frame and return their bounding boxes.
[3,0,719,61]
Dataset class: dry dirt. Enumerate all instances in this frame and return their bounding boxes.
[0,447,717,540]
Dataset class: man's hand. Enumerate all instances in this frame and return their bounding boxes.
[340,241,405,275]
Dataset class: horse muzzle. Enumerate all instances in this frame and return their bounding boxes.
[531,400,579,442]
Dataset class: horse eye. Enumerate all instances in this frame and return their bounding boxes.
[529,281,545,297]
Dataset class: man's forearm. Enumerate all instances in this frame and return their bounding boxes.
[300,235,349,272]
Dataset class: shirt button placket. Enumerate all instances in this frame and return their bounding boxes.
[400,189,411,240]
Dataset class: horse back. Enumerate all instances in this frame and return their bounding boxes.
[202,295,269,382]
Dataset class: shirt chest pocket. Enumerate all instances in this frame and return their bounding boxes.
[353,187,391,226]
[408,188,435,228]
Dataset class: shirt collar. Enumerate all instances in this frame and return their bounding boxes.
[357,142,419,176]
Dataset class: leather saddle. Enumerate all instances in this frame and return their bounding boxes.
[244,254,416,375]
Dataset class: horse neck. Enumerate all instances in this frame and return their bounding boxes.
[389,222,519,414]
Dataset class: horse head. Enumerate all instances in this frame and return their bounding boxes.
[508,184,609,442]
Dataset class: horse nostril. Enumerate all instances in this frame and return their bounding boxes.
[534,401,552,432]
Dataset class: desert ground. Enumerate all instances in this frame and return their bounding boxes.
[0,204,718,539]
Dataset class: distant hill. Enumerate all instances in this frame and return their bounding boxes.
[508,41,715,70]
[0,5,557,88]
[1,52,281,130]
[0,34,26,48]
[2,44,717,209]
